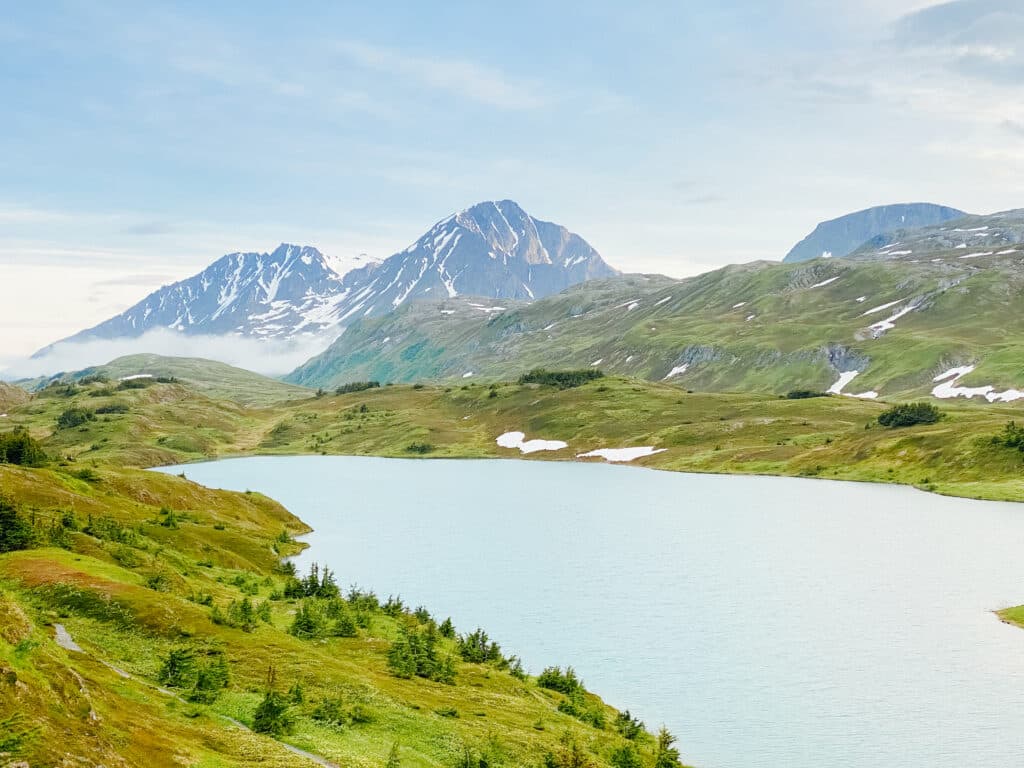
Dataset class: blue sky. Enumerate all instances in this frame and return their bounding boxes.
[3,0,1024,358]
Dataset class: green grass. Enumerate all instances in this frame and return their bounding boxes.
[6,368,1024,766]
[286,255,1024,404]
[1,376,706,768]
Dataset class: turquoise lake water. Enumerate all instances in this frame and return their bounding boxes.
[155,456,1024,768]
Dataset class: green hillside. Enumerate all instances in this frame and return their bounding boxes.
[37,354,312,407]
[0,377,688,768]
[287,254,1024,402]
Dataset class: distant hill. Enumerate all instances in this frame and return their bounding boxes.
[0,382,30,413]
[849,208,1024,261]
[783,203,966,263]
[288,249,1024,404]
[41,354,312,407]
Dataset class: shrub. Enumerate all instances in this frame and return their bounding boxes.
[653,727,683,768]
[56,407,95,429]
[94,402,129,414]
[878,402,942,428]
[387,626,456,684]
[0,498,36,552]
[537,666,583,695]
[518,369,604,389]
[253,690,292,735]
[614,710,644,740]
[785,389,827,400]
[335,381,381,395]
[404,442,435,454]
[610,744,643,768]
[0,429,47,466]
[995,421,1024,452]
[458,628,503,664]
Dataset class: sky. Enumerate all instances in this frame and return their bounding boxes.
[3,0,1024,364]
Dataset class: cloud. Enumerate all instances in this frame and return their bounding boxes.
[334,40,547,110]
[3,328,336,380]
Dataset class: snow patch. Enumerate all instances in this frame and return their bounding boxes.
[576,446,667,463]
[855,296,867,303]
[810,276,841,288]
[861,299,903,316]
[119,374,153,381]
[462,372,474,378]
[732,302,746,308]
[590,359,603,366]
[745,314,756,322]
[654,296,672,306]
[496,431,568,454]
[959,251,993,259]
[663,364,689,379]
[828,370,860,395]
[931,365,1024,402]
[869,304,918,336]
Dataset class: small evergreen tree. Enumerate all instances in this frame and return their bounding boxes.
[610,744,643,768]
[0,498,36,553]
[252,667,292,736]
[158,648,197,689]
[653,727,683,768]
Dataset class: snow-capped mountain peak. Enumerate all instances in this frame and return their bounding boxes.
[39,200,617,354]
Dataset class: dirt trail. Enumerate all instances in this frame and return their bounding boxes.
[52,623,339,768]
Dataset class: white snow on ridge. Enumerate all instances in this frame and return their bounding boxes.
[664,363,689,379]
[931,365,1024,402]
[654,296,672,306]
[959,252,993,259]
[119,374,153,381]
[869,304,918,335]
[577,446,667,463]
[810,276,841,288]
[828,370,859,394]
[495,431,568,454]
[861,299,903,316]
[732,302,746,308]
[591,358,603,366]
[933,365,975,382]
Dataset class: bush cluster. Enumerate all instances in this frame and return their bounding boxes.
[56,407,95,429]
[877,402,942,428]
[0,429,47,466]
[785,389,827,400]
[335,381,381,395]
[518,369,605,389]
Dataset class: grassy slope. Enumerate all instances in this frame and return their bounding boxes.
[287,255,1024,401]
[0,381,30,412]
[5,372,1024,765]
[28,353,313,407]
[0,380,690,768]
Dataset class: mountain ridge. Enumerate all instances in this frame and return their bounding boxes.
[784,203,967,263]
[37,201,617,356]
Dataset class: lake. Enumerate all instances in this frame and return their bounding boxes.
[155,455,1024,768]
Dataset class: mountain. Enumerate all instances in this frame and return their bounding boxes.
[40,201,616,357]
[288,242,1024,403]
[41,244,375,350]
[323,199,617,319]
[783,203,967,263]
[849,208,1024,261]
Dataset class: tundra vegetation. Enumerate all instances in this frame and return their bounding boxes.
[7,360,1024,765]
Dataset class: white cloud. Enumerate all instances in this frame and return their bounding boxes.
[3,328,334,380]
[334,40,547,110]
